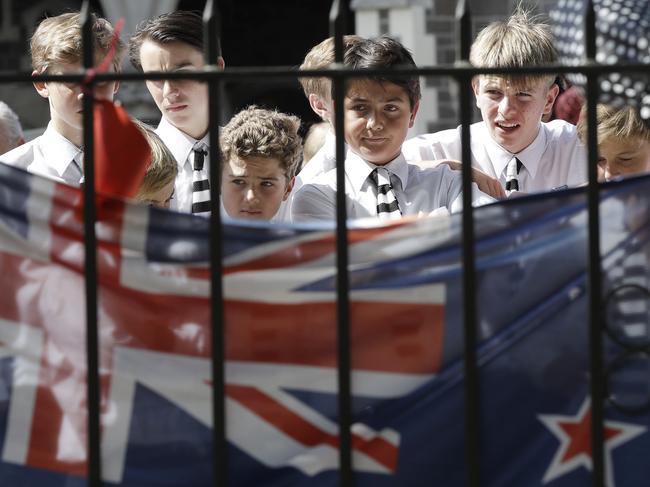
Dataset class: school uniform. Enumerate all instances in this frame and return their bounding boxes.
[275,130,342,222]
[402,120,587,193]
[155,117,210,214]
[0,122,83,186]
[291,150,493,222]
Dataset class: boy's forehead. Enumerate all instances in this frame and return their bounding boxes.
[140,39,204,67]
[225,156,286,177]
[345,79,409,101]
[478,75,547,92]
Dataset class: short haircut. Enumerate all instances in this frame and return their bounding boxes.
[133,120,178,201]
[469,9,558,88]
[343,36,421,109]
[0,101,24,150]
[129,10,214,71]
[220,106,303,179]
[577,104,650,145]
[30,12,125,73]
[298,35,364,99]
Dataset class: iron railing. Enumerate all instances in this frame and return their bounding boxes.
[1,0,646,485]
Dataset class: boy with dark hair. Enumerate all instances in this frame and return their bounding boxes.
[220,106,302,221]
[403,10,587,195]
[129,10,224,215]
[292,36,492,222]
[1,12,123,185]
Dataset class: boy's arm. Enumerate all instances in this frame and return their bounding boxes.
[291,183,337,223]
[416,159,506,199]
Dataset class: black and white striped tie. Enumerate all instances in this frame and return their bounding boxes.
[191,144,210,215]
[505,157,523,193]
[371,167,401,220]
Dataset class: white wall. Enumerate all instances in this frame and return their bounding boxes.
[355,6,438,138]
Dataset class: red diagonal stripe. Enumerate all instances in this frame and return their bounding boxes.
[226,383,398,472]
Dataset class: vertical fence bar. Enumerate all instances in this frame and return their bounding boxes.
[80,2,101,487]
[203,2,228,486]
[455,1,480,486]
[329,1,352,486]
[584,1,605,486]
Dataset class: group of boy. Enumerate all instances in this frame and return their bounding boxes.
[1,9,649,224]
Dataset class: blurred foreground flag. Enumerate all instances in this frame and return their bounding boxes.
[0,160,649,486]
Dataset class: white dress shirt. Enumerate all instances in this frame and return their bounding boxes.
[291,150,493,222]
[275,130,344,222]
[155,117,210,214]
[402,120,588,194]
[0,122,83,186]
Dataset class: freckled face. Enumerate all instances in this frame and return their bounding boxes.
[343,80,418,166]
[598,137,650,180]
[221,156,294,221]
[473,76,558,153]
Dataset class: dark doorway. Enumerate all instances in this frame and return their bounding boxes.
[177,0,355,132]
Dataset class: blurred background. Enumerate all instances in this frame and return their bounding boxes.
[0,0,635,140]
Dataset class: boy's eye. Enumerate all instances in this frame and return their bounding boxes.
[385,104,399,112]
[351,104,367,112]
[261,181,274,187]
[231,178,246,185]
[517,92,532,98]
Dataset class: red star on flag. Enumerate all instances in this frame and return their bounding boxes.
[538,397,646,485]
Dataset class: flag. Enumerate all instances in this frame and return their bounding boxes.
[0,161,649,486]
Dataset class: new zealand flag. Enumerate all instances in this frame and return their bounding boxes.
[0,161,648,486]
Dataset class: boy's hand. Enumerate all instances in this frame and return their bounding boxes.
[418,159,506,199]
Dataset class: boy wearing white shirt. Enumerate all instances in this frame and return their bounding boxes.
[403,10,587,195]
[292,36,492,223]
[129,11,225,214]
[1,13,123,185]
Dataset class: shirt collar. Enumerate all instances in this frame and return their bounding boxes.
[41,122,83,177]
[483,124,546,179]
[156,117,209,167]
[515,123,547,180]
[345,151,409,192]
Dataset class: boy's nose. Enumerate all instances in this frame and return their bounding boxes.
[245,188,259,202]
[162,80,179,98]
[498,95,516,114]
[366,112,383,131]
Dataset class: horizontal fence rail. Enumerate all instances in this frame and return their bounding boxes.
[0,0,640,485]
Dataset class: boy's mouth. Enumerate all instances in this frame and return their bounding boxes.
[495,121,519,132]
[166,104,187,113]
[363,137,389,144]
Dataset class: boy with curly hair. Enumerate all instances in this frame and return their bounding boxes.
[220,106,302,221]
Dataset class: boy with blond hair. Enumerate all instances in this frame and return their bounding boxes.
[292,36,492,222]
[1,12,123,185]
[133,120,178,208]
[577,104,650,181]
[220,106,302,221]
[403,10,587,195]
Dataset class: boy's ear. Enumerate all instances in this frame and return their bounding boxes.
[32,70,49,99]
[308,94,331,122]
[471,78,480,106]
[283,176,295,201]
[543,83,560,116]
[409,101,420,128]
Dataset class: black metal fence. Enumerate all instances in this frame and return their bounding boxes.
[1,0,645,485]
